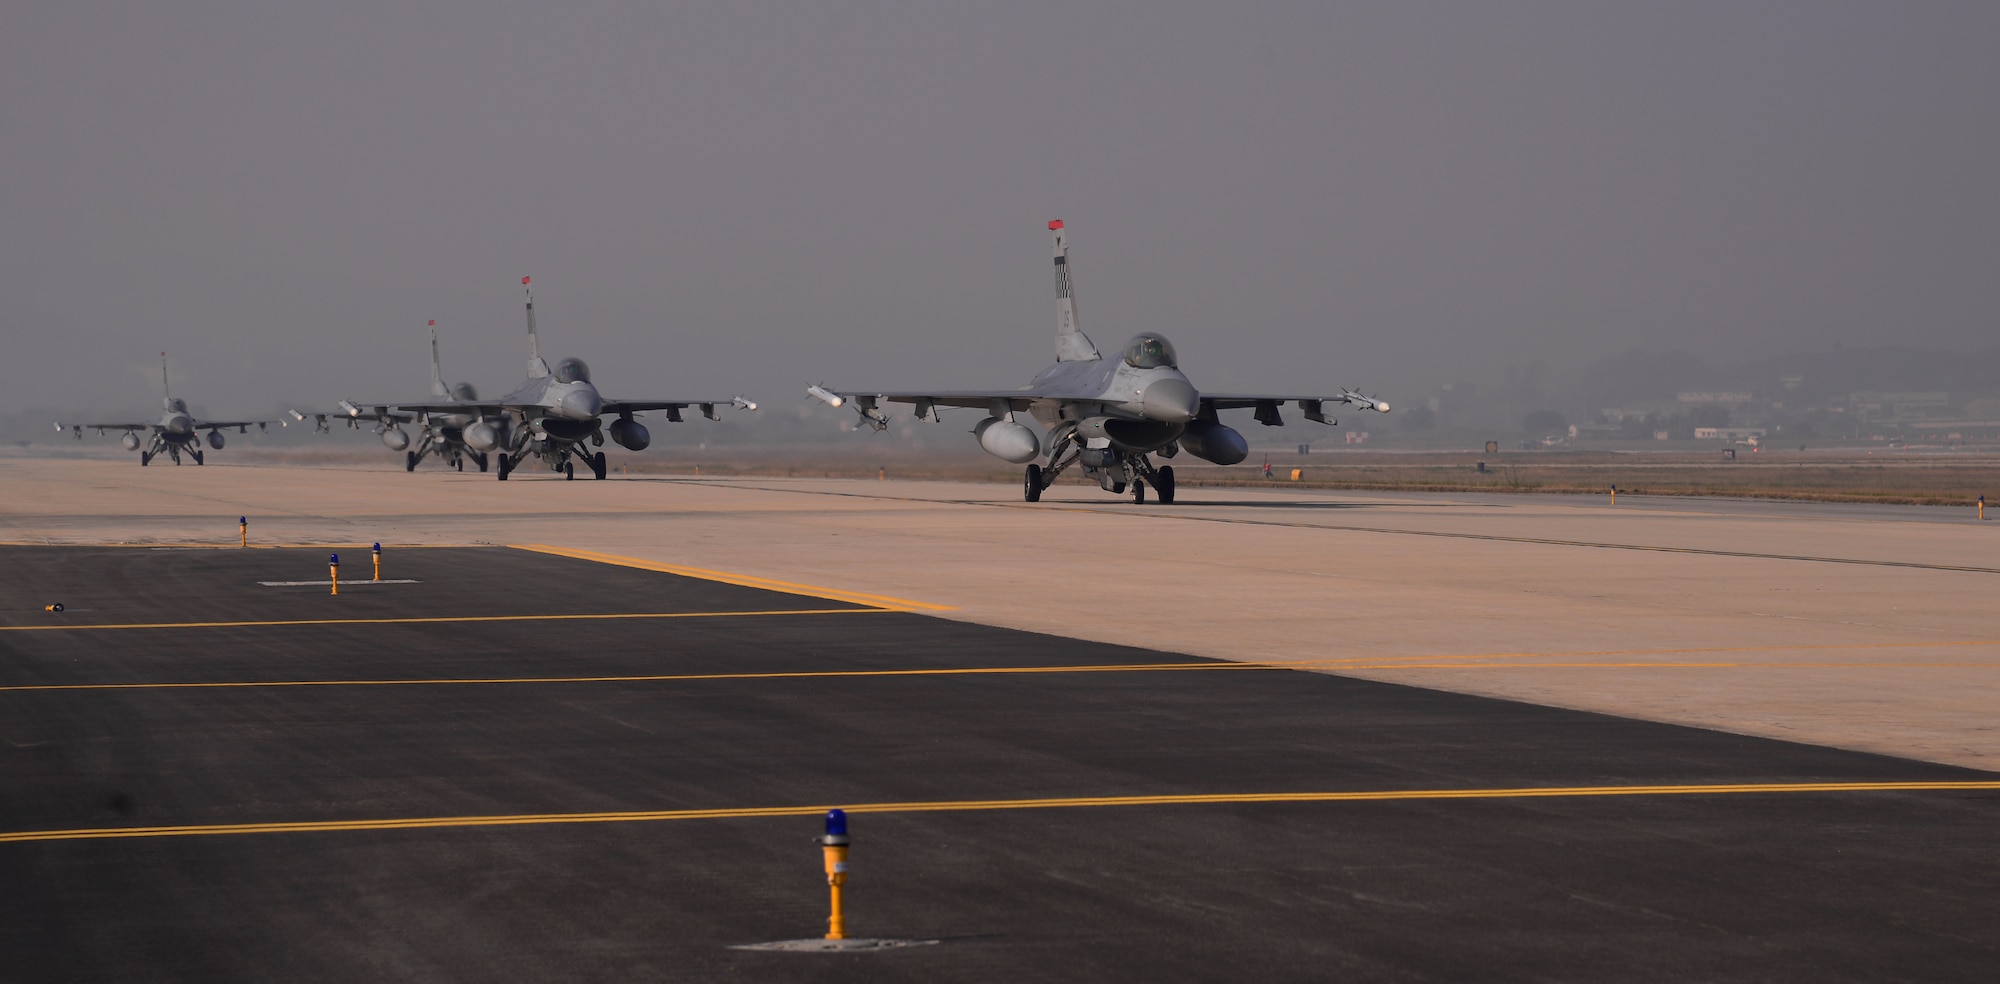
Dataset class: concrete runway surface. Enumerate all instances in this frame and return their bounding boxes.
[3,544,1997,981]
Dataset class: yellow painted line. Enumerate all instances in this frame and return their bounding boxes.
[512,543,955,612]
[0,542,476,550]
[5,781,1996,844]
[0,608,886,634]
[11,657,2000,695]
[0,662,1235,692]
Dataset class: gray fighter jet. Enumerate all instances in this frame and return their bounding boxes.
[328,321,504,473]
[381,278,757,481]
[59,353,281,466]
[808,220,1389,504]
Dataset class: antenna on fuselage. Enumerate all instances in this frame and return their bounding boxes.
[1050,220,1099,363]
[523,276,549,379]
[428,320,449,398]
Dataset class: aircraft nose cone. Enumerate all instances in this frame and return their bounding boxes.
[560,389,602,420]
[1140,377,1200,423]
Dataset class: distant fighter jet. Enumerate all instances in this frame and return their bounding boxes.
[379,278,757,481]
[329,321,505,472]
[59,353,282,466]
[808,220,1389,503]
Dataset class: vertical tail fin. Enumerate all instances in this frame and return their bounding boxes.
[428,320,449,398]
[1050,220,1100,362]
[523,277,549,378]
[160,352,173,408]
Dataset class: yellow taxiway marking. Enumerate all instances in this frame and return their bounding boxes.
[0,542,475,549]
[0,608,887,634]
[0,662,1241,692]
[512,543,955,612]
[10,654,1999,694]
[5,781,1996,844]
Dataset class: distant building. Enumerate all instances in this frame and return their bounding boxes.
[1694,427,1766,441]
[1677,392,1754,404]
[1848,392,1950,420]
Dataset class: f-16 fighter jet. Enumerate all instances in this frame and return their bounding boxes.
[59,353,281,466]
[328,321,505,472]
[379,278,756,481]
[809,220,1388,504]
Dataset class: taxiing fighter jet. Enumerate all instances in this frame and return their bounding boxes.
[378,278,757,481]
[808,220,1388,504]
[329,321,505,472]
[59,353,281,466]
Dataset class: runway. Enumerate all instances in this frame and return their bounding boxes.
[4,544,1998,980]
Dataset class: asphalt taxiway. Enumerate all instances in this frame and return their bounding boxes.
[4,545,1997,981]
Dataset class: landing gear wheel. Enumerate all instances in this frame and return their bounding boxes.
[589,451,607,480]
[406,451,419,472]
[454,456,464,472]
[1023,463,1043,502]
[475,453,489,473]
[496,456,512,481]
[140,451,151,466]
[190,449,204,466]
[563,460,575,481]
[1155,465,1175,504]
[1133,479,1146,504]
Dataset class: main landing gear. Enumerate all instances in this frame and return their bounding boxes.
[495,446,608,481]
[1023,445,1176,505]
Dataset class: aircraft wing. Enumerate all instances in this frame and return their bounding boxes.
[72,422,154,432]
[806,386,1043,423]
[379,401,503,417]
[601,397,758,421]
[192,419,276,431]
[1199,390,1390,425]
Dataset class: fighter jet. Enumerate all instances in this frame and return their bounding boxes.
[328,321,504,472]
[379,278,757,481]
[59,353,282,466]
[808,220,1389,504]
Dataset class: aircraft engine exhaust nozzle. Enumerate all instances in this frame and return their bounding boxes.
[1179,419,1249,465]
[974,417,1042,464]
[609,417,651,451]
[120,433,142,451]
[206,431,226,451]
[463,421,506,452]
[1141,378,1200,423]
[559,390,603,420]
[380,427,411,451]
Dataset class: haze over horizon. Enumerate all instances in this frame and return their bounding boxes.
[5,2,1997,421]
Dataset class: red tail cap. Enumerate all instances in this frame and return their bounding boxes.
[1048,219,1063,230]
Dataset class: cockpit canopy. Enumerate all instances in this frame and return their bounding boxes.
[452,382,479,402]
[1121,334,1178,370]
[553,357,591,384]
[164,398,188,413]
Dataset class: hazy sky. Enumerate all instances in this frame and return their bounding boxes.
[5,1,1997,417]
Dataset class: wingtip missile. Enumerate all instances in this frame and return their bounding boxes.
[1339,388,1390,413]
[338,400,362,418]
[733,396,759,412]
[806,384,844,409]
